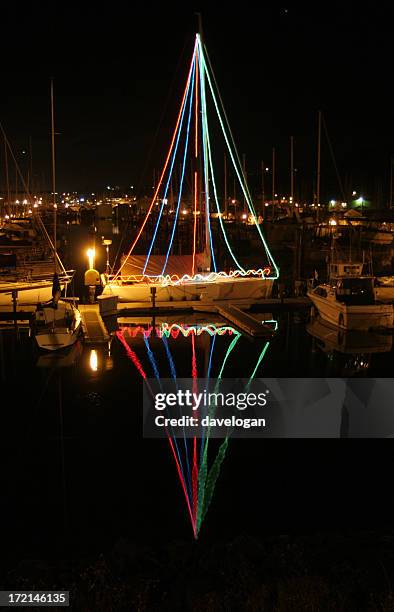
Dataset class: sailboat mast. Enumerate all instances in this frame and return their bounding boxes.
[224,153,227,216]
[196,20,211,268]
[50,79,57,272]
[272,147,275,221]
[316,110,322,218]
[290,135,294,211]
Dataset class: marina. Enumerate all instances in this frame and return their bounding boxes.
[0,4,393,608]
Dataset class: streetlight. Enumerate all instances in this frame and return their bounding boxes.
[102,238,112,275]
[356,196,364,213]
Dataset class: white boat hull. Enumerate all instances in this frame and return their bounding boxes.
[102,276,273,303]
[375,286,394,303]
[308,292,393,330]
[34,301,82,351]
[35,328,80,351]
[0,282,66,307]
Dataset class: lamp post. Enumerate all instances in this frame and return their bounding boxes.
[102,239,112,275]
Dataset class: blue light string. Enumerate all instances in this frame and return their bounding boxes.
[143,335,191,507]
[199,333,217,467]
[161,334,193,503]
[161,55,196,276]
[200,44,279,278]
[143,55,196,275]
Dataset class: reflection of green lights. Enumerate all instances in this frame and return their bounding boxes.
[197,336,272,536]
[262,318,278,331]
[248,341,270,382]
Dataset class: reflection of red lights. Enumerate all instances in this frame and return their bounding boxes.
[116,331,147,379]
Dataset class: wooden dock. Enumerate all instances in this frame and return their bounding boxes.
[216,304,273,337]
[79,304,110,344]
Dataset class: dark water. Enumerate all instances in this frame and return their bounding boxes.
[1,303,394,568]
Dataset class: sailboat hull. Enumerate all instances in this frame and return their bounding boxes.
[0,281,67,307]
[35,328,81,351]
[33,301,82,351]
[102,276,273,303]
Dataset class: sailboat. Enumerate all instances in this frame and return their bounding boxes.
[0,125,74,307]
[101,33,278,303]
[32,81,81,351]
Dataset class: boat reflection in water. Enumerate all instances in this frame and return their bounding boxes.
[116,314,276,538]
[307,316,392,376]
[35,339,83,369]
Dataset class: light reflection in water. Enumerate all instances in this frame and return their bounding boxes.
[89,349,98,372]
[116,318,277,538]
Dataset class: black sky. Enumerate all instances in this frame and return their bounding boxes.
[1,3,393,201]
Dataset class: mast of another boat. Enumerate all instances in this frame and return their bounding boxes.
[316,110,322,222]
[50,79,59,332]
[50,79,57,275]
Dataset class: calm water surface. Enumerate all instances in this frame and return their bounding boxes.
[1,305,394,564]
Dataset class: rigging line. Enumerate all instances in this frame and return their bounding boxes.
[198,41,216,272]
[161,52,196,276]
[201,42,252,205]
[135,35,191,197]
[143,55,196,274]
[322,114,347,203]
[201,46,277,273]
[161,334,193,503]
[0,123,66,274]
[114,37,198,280]
[199,43,279,277]
[202,88,245,272]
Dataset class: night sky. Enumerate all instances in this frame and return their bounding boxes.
[1,3,393,200]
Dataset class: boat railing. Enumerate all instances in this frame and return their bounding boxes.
[104,268,272,286]
[0,269,75,283]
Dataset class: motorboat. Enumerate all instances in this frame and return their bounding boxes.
[307,262,393,330]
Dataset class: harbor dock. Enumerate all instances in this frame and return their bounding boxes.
[0,296,311,338]
[79,304,110,344]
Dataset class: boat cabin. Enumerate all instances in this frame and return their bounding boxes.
[335,277,375,305]
[329,263,364,278]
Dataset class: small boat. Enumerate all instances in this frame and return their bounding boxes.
[0,271,73,306]
[32,82,81,352]
[307,261,393,330]
[33,297,82,352]
[375,276,394,303]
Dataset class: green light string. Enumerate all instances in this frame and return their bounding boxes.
[196,332,241,534]
[197,36,245,273]
[197,338,272,535]
[199,41,279,278]
[197,35,216,271]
